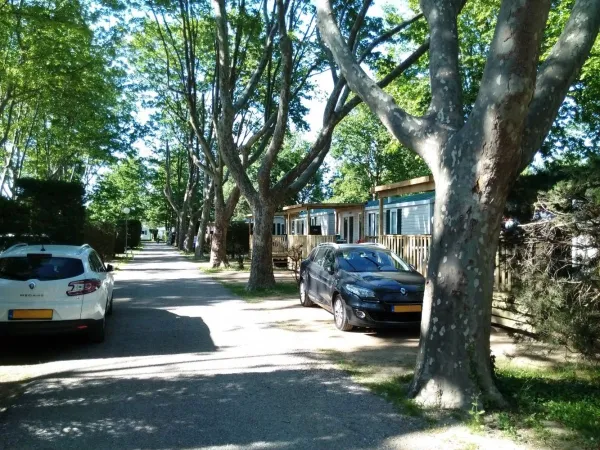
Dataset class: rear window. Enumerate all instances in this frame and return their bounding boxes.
[0,255,84,281]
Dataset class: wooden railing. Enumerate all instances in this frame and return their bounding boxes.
[288,234,336,258]
[249,234,336,259]
[249,235,289,257]
[365,235,431,275]
[365,234,513,293]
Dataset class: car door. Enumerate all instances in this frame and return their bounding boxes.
[306,247,327,304]
[317,249,337,309]
[89,252,109,305]
[313,248,335,307]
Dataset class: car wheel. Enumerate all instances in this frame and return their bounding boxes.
[333,295,353,331]
[299,280,314,307]
[88,316,105,343]
[106,294,113,316]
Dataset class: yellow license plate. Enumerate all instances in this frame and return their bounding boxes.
[392,305,422,313]
[9,309,53,320]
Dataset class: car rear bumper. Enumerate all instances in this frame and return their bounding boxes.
[0,319,98,337]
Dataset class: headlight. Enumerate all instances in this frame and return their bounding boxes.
[345,284,376,298]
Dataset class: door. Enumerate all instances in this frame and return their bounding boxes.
[316,249,335,310]
[306,246,328,302]
[348,216,354,243]
[343,217,348,242]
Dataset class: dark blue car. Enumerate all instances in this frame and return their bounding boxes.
[299,243,425,331]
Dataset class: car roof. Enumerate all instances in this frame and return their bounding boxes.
[0,244,93,258]
[319,243,390,252]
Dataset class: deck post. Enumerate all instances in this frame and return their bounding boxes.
[378,197,384,238]
[305,208,311,235]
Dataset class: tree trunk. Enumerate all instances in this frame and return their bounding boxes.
[195,194,212,260]
[177,212,187,250]
[408,168,509,410]
[183,213,196,253]
[247,204,276,290]
[210,203,229,268]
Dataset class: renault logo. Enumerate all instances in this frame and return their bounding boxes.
[29,281,36,290]
[400,287,407,295]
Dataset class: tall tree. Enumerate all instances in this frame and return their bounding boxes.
[213,0,429,289]
[0,0,131,196]
[317,0,600,408]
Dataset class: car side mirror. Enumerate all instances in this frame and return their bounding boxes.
[106,264,114,273]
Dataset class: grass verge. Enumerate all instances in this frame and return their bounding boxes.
[220,281,298,302]
[335,357,429,419]
[199,265,249,274]
[334,354,600,448]
[492,363,600,448]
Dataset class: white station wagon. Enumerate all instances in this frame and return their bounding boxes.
[0,244,114,342]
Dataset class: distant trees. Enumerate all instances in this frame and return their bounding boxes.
[0,0,132,196]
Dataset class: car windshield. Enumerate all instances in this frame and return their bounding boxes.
[0,255,84,281]
[338,248,412,273]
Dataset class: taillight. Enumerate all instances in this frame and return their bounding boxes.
[67,279,101,296]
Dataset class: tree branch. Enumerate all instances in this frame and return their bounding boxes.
[465,0,552,163]
[357,13,424,63]
[520,0,600,170]
[316,0,432,162]
[420,0,464,127]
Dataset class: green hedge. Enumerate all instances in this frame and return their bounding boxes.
[1,179,86,251]
[114,219,142,253]
[84,222,116,261]
[14,178,85,245]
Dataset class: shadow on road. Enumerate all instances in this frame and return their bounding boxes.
[0,364,428,450]
[0,308,217,365]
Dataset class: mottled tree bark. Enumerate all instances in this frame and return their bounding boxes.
[317,0,600,408]
[248,203,276,289]
[195,175,213,260]
[210,179,240,268]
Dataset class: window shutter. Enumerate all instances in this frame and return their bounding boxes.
[397,209,402,235]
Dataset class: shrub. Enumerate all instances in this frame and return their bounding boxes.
[227,221,250,258]
[14,178,85,245]
[114,219,142,253]
[511,175,600,361]
[84,222,116,261]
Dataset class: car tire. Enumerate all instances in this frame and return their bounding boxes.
[333,295,353,331]
[106,294,113,316]
[88,317,105,343]
[299,280,314,307]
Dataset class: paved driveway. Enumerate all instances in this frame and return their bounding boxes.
[0,244,522,450]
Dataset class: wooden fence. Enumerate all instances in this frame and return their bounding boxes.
[365,235,431,275]
[366,234,515,294]
[249,234,336,259]
[288,235,336,258]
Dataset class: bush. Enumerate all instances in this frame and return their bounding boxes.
[114,219,142,253]
[84,222,116,261]
[14,178,85,245]
[227,221,250,258]
[511,176,600,361]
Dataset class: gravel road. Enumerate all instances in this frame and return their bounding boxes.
[0,244,523,450]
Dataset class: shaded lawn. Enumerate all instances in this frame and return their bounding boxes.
[493,363,600,448]
[221,281,299,302]
[334,355,600,448]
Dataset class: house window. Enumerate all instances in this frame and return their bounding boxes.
[367,212,377,236]
[390,210,397,234]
